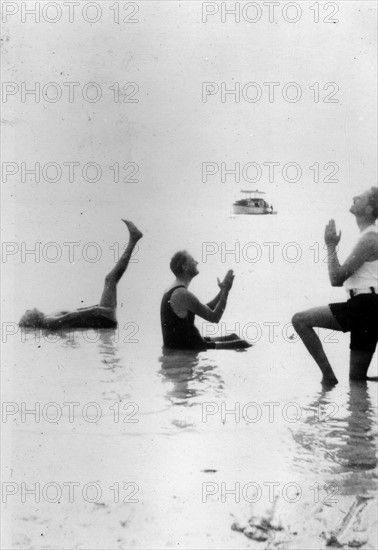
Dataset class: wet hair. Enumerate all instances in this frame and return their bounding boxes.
[19,309,45,328]
[368,187,378,219]
[170,250,189,277]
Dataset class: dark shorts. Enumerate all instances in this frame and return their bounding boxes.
[329,295,378,353]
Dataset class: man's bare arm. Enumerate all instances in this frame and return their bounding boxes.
[207,290,222,310]
[184,289,230,323]
[206,270,235,309]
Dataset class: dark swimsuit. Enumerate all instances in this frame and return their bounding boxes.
[70,315,117,329]
[160,286,215,350]
[45,307,117,330]
[329,294,378,353]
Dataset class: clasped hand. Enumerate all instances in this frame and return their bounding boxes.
[217,270,235,291]
[324,219,341,246]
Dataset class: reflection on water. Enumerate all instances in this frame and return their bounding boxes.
[159,348,225,404]
[293,381,377,495]
[341,382,377,470]
[97,329,122,371]
[9,327,378,541]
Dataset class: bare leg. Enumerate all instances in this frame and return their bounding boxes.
[99,220,143,309]
[292,306,343,384]
[349,350,375,381]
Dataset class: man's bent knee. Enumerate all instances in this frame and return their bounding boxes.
[292,311,306,330]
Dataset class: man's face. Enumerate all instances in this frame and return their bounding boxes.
[184,253,199,277]
[350,190,372,217]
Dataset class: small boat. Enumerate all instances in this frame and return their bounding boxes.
[233,189,277,215]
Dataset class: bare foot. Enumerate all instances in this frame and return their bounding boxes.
[122,220,143,241]
[321,376,338,386]
[321,365,338,386]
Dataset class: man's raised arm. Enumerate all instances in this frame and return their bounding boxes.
[183,271,234,323]
[206,290,222,310]
[206,270,234,309]
[185,288,230,323]
[325,219,378,286]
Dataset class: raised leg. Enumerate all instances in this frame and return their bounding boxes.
[99,220,143,309]
[349,350,375,381]
[292,306,343,384]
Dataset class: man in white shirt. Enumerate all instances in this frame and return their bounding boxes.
[292,187,378,385]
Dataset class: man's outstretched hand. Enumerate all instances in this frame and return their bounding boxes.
[217,270,235,291]
[325,219,342,246]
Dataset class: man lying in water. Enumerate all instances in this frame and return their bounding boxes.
[19,220,143,330]
[161,250,250,350]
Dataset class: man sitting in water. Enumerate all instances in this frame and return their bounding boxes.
[292,187,378,384]
[161,250,250,350]
[19,220,143,330]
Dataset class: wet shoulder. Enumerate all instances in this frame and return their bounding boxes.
[360,231,378,253]
[169,286,189,306]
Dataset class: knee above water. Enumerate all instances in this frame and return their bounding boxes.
[291,312,303,328]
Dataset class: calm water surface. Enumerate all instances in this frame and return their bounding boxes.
[3,210,377,548]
